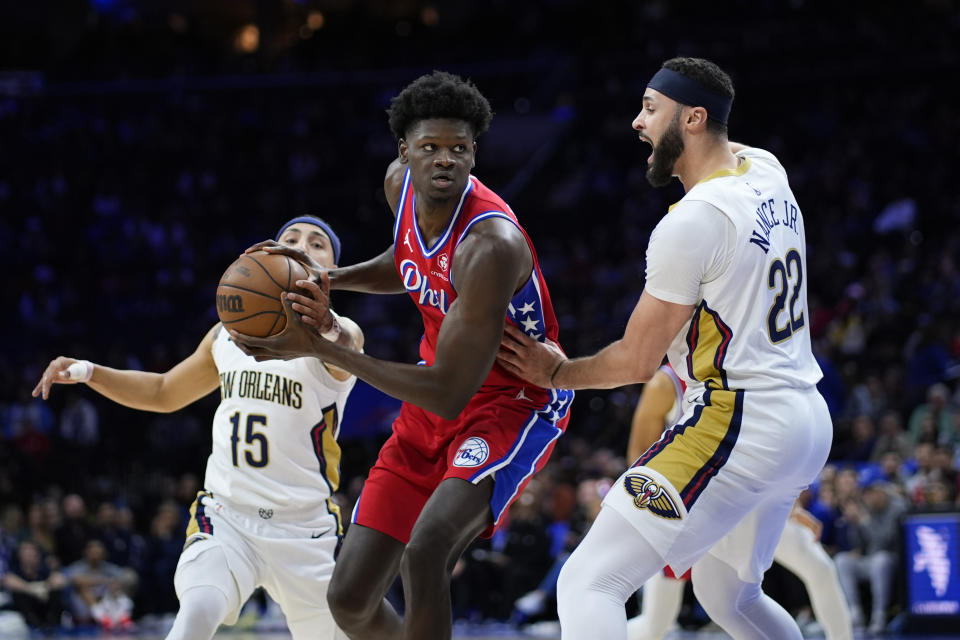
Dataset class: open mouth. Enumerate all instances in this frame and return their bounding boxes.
[639,136,654,164]
[432,174,455,188]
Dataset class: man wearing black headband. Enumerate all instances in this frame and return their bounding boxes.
[32,217,362,640]
[499,57,832,639]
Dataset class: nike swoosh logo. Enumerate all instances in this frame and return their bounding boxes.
[311,527,333,539]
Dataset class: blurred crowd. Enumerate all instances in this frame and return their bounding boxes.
[2,0,959,634]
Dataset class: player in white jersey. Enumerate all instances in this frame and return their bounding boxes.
[32,216,362,640]
[498,57,833,639]
[625,365,852,640]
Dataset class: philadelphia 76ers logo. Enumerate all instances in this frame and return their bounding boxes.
[453,437,489,467]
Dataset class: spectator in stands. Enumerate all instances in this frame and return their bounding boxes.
[870,410,913,462]
[95,502,145,573]
[906,442,938,505]
[139,501,181,616]
[20,501,57,560]
[833,479,907,634]
[54,494,93,566]
[908,383,957,445]
[64,538,137,630]
[1,539,66,630]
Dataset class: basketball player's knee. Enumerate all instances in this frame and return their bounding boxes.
[401,536,452,578]
[327,572,376,625]
[695,575,760,619]
[691,576,721,612]
[556,557,583,608]
[168,586,230,640]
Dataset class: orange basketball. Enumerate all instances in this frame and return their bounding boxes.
[216,251,309,337]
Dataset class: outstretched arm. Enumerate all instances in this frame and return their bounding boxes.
[499,290,694,389]
[32,325,222,411]
[231,217,532,419]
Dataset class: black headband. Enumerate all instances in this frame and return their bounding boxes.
[647,68,732,125]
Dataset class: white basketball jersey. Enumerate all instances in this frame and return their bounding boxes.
[664,147,822,392]
[206,327,356,528]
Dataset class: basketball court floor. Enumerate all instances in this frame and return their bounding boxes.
[25,632,960,639]
[24,626,960,639]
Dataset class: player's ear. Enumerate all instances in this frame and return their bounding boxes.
[686,106,708,133]
[398,138,409,163]
[470,140,478,169]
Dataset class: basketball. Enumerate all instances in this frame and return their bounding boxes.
[216,250,310,337]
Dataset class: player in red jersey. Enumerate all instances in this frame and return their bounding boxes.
[230,71,573,640]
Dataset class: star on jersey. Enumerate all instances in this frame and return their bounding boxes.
[520,316,540,334]
[507,297,542,340]
[538,388,573,424]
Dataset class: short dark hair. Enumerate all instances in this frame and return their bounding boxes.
[387,70,493,141]
[662,57,734,135]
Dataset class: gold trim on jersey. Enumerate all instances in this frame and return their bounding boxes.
[696,157,751,186]
[634,387,743,510]
[667,157,752,212]
[685,301,733,390]
[311,404,344,536]
[185,491,214,539]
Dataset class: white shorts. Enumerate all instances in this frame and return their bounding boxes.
[604,385,831,583]
[175,493,339,634]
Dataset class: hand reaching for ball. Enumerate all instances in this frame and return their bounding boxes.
[229,290,338,362]
[285,273,337,337]
[245,240,327,282]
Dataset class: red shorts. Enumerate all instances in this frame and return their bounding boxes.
[351,386,573,544]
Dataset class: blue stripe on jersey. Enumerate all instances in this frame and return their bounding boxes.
[482,413,563,524]
[194,494,213,534]
[469,389,572,523]
[453,210,517,247]
[411,178,473,258]
[350,490,362,525]
[505,269,547,341]
[392,168,412,244]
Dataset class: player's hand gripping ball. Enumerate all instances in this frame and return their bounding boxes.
[216,250,309,337]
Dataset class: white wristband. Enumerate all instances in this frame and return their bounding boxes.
[65,360,94,383]
[321,312,341,342]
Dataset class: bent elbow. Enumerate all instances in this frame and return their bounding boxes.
[435,396,469,421]
[431,384,475,420]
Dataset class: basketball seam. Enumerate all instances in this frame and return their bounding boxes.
[268,257,295,337]
[216,283,281,301]
[221,311,284,324]
[244,253,287,290]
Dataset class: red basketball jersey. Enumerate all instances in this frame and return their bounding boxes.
[392,170,562,392]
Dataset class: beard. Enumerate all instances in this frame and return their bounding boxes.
[645,113,684,187]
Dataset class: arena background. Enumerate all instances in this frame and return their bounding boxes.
[1,0,959,638]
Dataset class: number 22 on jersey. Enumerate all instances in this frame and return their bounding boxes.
[766,248,805,344]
